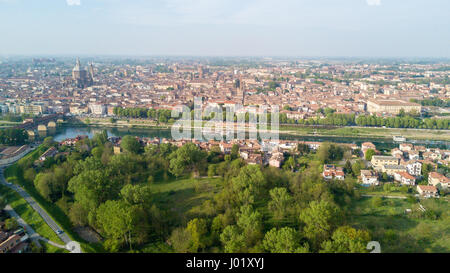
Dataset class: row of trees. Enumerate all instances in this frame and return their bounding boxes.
[295,112,449,129]
[411,98,450,107]
[0,128,28,145]
[113,107,173,123]
[112,105,449,129]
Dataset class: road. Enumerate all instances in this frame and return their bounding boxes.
[3,204,42,246]
[361,194,407,199]
[3,204,66,250]
[0,145,73,247]
[0,175,72,244]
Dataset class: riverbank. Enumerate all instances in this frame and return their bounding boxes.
[67,117,450,142]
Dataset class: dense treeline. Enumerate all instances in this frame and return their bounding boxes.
[114,106,449,129]
[113,107,173,123]
[0,113,33,122]
[0,128,28,145]
[410,98,450,108]
[355,115,449,129]
[294,112,449,129]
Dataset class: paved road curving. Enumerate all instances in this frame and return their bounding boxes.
[0,146,77,251]
[3,204,66,250]
[361,194,407,199]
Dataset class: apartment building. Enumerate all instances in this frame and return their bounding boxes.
[371,155,400,171]
[367,99,421,115]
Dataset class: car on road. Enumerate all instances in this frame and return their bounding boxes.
[56,230,64,235]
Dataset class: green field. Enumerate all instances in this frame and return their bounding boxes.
[39,240,70,253]
[150,177,223,225]
[349,196,450,253]
[280,125,450,141]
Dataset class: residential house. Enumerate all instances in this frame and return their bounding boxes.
[391,148,404,158]
[322,165,345,181]
[394,172,416,186]
[417,185,439,198]
[220,143,233,154]
[382,164,407,176]
[405,160,422,177]
[423,151,441,161]
[0,234,26,253]
[39,147,58,162]
[407,150,420,160]
[428,172,450,189]
[360,170,379,186]
[399,143,414,152]
[269,152,284,168]
[246,154,263,165]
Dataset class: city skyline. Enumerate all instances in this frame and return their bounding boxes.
[0,0,449,57]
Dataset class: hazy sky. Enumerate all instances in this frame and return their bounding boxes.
[0,0,449,57]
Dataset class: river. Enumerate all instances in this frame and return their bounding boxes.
[41,125,450,151]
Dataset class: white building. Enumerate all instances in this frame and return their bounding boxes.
[405,161,422,177]
[360,170,379,186]
[89,103,106,115]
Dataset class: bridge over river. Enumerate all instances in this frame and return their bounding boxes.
[12,114,64,136]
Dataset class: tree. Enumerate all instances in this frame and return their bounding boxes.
[422,163,434,180]
[5,217,19,230]
[23,168,36,183]
[283,157,296,172]
[317,142,344,163]
[169,143,206,177]
[351,160,365,177]
[68,202,88,227]
[120,135,142,154]
[120,184,152,206]
[0,128,28,145]
[231,165,266,206]
[0,196,8,211]
[42,136,55,149]
[236,205,263,247]
[91,147,103,159]
[268,187,292,221]
[231,144,239,160]
[320,226,370,253]
[299,200,341,250]
[220,225,245,253]
[297,143,310,156]
[365,149,376,161]
[169,227,193,253]
[68,169,119,214]
[96,200,138,251]
[263,227,309,253]
[344,160,352,175]
[93,130,108,146]
[186,218,208,252]
[33,172,54,201]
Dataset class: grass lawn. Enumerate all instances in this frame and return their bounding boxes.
[349,195,450,253]
[357,185,409,197]
[150,177,223,225]
[0,183,64,245]
[279,125,450,141]
[39,240,70,253]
